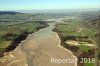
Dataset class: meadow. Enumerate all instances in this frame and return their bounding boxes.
[0,12,48,52]
[54,15,99,66]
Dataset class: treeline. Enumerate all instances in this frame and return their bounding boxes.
[53,11,100,66]
[79,11,100,28]
[0,12,48,57]
[0,11,23,15]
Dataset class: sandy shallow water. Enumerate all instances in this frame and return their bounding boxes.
[0,23,77,66]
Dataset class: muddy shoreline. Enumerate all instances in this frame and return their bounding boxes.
[52,27,95,66]
[0,23,78,66]
[0,25,48,57]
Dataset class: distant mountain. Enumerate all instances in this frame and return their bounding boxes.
[0,11,23,15]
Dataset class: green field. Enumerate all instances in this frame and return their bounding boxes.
[54,15,99,66]
[0,13,48,52]
[84,63,94,66]
[56,21,97,42]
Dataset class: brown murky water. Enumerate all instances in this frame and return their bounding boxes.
[0,23,77,66]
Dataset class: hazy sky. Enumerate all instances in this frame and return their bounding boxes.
[0,0,100,10]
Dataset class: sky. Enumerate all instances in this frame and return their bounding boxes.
[0,0,100,11]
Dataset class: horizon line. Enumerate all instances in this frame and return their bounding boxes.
[0,8,100,11]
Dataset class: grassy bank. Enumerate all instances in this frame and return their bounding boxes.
[0,12,48,57]
[53,20,98,66]
[0,21,48,56]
